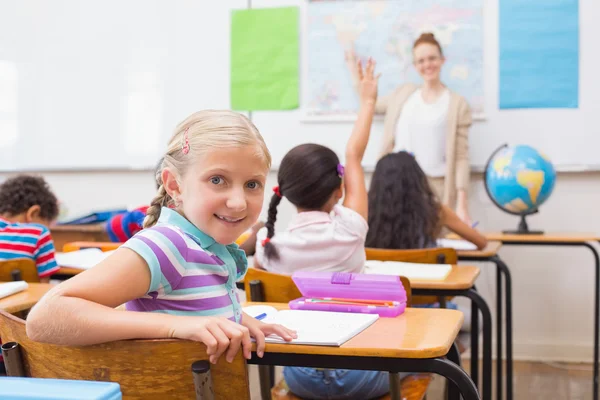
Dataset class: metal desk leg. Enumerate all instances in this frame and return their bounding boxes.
[446,342,462,400]
[250,353,481,400]
[492,255,513,400]
[471,287,480,390]
[584,242,600,400]
[466,288,492,400]
[497,262,503,400]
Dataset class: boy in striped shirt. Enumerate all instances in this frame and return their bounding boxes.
[0,175,60,282]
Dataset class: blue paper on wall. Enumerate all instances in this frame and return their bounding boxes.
[499,0,579,109]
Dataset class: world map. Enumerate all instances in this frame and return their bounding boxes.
[306,0,483,118]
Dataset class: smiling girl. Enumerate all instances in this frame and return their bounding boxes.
[26,110,296,364]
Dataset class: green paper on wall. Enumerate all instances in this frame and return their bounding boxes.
[231,7,299,111]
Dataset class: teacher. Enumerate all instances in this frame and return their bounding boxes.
[346,33,473,223]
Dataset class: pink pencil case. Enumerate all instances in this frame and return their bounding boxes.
[289,271,407,318]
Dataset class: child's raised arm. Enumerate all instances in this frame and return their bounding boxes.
[26,248,253,364]
[342,58,379,220]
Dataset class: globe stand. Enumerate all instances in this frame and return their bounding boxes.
[502,214,544,235]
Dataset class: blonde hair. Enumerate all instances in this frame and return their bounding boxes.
[143,110,271,228]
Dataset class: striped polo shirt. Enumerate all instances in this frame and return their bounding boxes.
[123,207,248,323]
[0,217,59,278]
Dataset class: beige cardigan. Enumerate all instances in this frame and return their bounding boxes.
[376,83,472,207]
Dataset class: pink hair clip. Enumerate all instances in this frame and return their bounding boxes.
[337,164,345,178]
[182,127,190,155]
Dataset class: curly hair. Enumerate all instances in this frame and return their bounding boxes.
[0,175,59,221]
[263,143,342,261]
[366,152,441,249]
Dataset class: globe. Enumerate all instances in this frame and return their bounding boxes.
[484,144,556,234]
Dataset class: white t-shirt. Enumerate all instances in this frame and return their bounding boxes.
[254,204,368,275]
[392,88,450,177]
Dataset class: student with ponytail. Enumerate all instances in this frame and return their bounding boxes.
[254,59,403,400]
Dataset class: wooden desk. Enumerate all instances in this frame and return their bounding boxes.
[50,223,110,252]
[410,265,480,291]
[484,232,599,243]
[456,241,503,259]
[247,303,480,400]
[475,232,600,400]
[0,283,53,314]
[57,267,84,277]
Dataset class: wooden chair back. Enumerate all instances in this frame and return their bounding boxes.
[0,311,250,400]
[365,247,458,305]
[365,247,458,264]
[63,241,121,252]
[243,267,412,306]
[0,259,40,283]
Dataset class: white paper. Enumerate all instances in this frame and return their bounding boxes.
[364,260,452,281]
[242,305,378,346]
[436,238,478,251]
[0,281,29,300]
[55,249,115,270]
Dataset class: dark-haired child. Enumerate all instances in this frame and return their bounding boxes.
[254,59,398,400]
[0,175,60,282]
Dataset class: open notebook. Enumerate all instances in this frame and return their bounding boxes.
[243,305,378,346]
[364,260,452,281]
[436,238,478,251]
[55,249,115,270]
[0,281,29,300]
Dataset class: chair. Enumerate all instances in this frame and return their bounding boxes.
[0,310,251,400]
[0,259,40,283]
[63,241,122,252]
[365,247,457,264]
[365,247,458,306]
[243,268,430,400]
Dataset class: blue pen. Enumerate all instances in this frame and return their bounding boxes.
[254,313,267,321]
[471,221,479,228]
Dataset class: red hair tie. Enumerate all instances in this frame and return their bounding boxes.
[273,186,282,198]
[261,238,271,247]
[181,127,190,155]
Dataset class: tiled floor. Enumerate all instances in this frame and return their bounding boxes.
[248,360,594,400]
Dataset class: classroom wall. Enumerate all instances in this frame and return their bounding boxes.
[2,169,598,362]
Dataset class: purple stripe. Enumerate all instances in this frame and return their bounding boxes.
[189,249,225,265]
[152,226,222,265]
[136,236,182,289]
[177,274,229,289]
[126,293,233,312]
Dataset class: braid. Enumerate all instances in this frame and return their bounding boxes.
[143,185,170,228]
[263,193,282,261]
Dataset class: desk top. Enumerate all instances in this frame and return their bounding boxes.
[249,303,463,359]
[50,223,107,233]
[57,267,84,276]
[456,241,502,259]
[484,232,599,243]
[0,282,53,314]
[409,265,480,290]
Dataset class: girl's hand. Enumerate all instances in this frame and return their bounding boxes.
[242,313,297,358]
[170,316,253,364]
[357,57,381,104]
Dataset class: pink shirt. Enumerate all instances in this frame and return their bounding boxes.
[254,204,368,275]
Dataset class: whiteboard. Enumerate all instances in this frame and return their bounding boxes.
[0,0,246,171]
[1,0,597,172]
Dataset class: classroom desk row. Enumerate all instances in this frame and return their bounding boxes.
[0,283,480,400]
[53,239,504,400]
